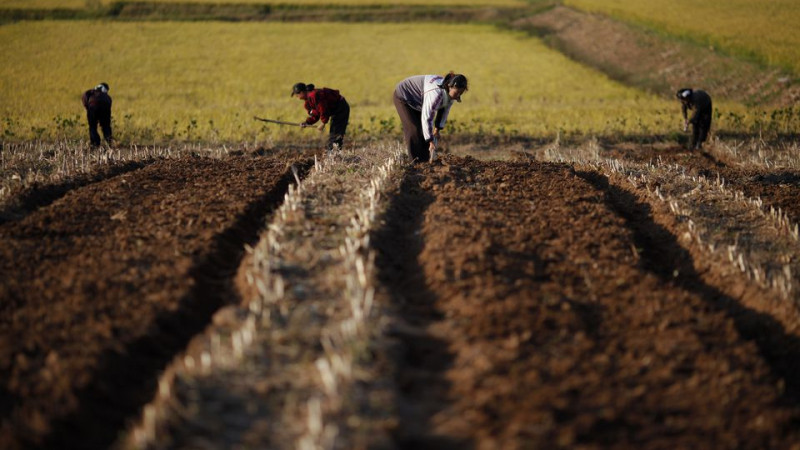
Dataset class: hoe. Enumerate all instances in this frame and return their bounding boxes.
[253,116,300,126]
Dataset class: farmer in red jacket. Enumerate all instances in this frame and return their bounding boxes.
[292,82,350,152]
[81,82,113,147]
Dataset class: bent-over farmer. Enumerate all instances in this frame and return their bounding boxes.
[676,88,712,151]
[393,72,467,163]
[82,82,113,147]
[292,82,350,152]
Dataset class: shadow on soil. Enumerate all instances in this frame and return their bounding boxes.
[579,169,800,406]
[38,160,312,450]
[372,166,472,450]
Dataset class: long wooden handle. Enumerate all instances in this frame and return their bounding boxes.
[253,116,300,126]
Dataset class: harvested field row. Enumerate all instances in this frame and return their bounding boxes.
[0,153,309,449]
[123,145,405,449]
[4,147,800,448]
[375,155,800,448]
[539,140,800,288]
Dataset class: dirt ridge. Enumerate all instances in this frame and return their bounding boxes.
[0,155,310,449]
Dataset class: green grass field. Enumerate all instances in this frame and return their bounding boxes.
[565,0,800,76]
[1,20,782,144]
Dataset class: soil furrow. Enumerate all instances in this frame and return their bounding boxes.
[0,160,152,224]
[381,155,800,448]
[579,169,800,405]
[371,165,457,448]
[603,143,800,226]
[0,155,309,449]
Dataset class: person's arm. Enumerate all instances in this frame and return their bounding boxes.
[681,103,689,131]
[435,105,451,132]
[302,97,320,126]
[420,89,443,142]
[688,102,700,125]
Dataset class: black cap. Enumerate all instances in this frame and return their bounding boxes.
[450,74,468,90]
[291,82,307,96]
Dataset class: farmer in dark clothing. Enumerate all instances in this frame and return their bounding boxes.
[292,82,350,152]
[677,88,712,150]
[82,82,113,147]
[394,72,467,163]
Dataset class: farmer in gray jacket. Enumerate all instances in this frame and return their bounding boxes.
[393,72,468,162]
[677,88,712,150]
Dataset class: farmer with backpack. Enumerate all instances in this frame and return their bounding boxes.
[82,82,113,147]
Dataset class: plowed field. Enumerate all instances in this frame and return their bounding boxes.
[3,147,800,449]
[376,155,800,448]
[1,153,310,449]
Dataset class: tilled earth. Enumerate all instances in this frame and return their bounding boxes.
[375,155,800,449]
[0,153,309,449]
[3,149,800,449]
[602,143,800,226]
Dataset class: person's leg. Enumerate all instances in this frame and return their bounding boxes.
[698,112,711,148]
[99,108,113,145]
[87,109,101,146]
[393,93,427,161]
[691,121,701,150]
[328,100,349,151]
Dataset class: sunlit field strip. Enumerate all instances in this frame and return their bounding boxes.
[0,20,735,143]
[0,0,527,8]
[565,0,800,76]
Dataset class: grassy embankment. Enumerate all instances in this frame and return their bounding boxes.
[2,20,690,144]
[565,0,800,77]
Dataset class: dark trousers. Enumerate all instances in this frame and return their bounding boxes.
[393,92,429,162]
[327,99,350,151]
[87,106,112,146]
[691,110,712,149]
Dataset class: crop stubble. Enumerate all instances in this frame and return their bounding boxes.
[0,153,309,449]
[376,154,800,448]
[3,149,800,448]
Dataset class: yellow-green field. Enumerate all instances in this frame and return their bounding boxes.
[0,0,527,8]
[0,20,764,143]
[566,0,800,76]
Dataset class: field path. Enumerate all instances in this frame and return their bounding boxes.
[0,154,308,449]
[375,155,800,448]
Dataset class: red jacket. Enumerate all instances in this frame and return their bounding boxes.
[304,88,344,125]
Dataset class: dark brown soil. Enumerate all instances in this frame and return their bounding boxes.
[601,143,800,225]
[4,149,800,449]
[0,153,310,449]
[375,154,800,449]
